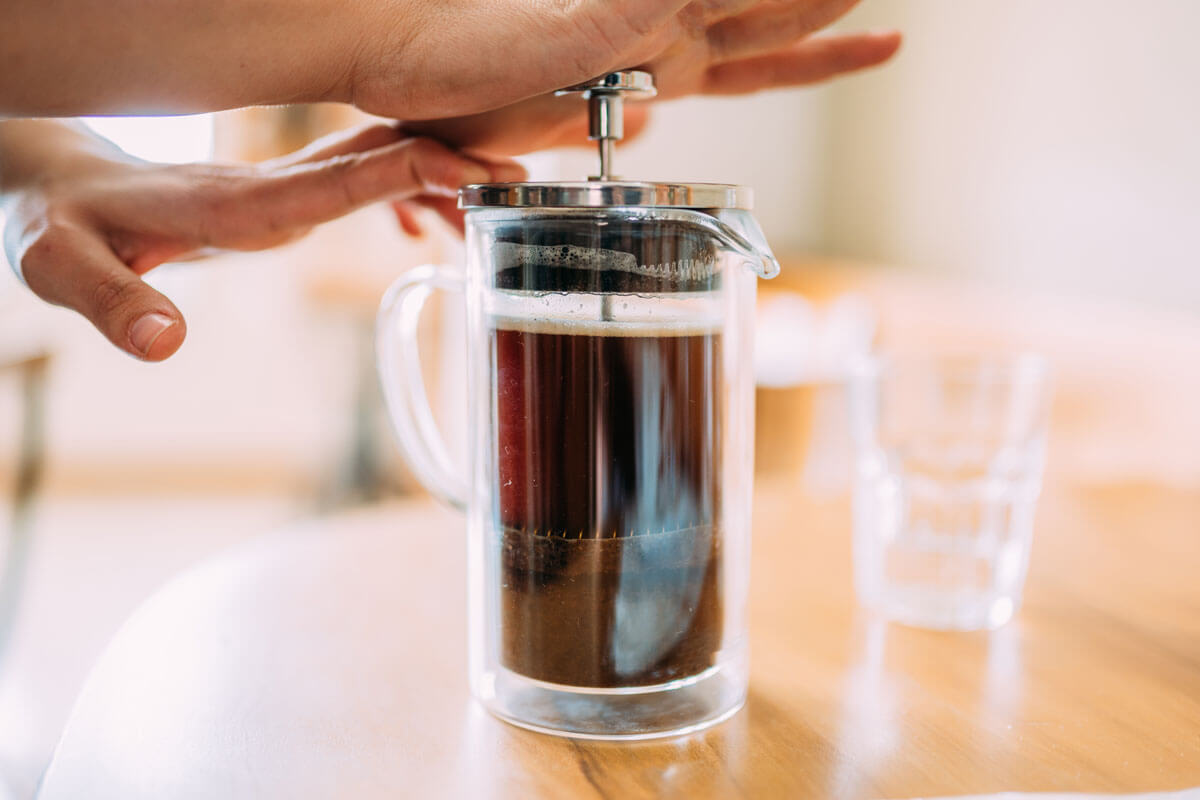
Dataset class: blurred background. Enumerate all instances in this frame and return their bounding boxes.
[2,1,1199,796]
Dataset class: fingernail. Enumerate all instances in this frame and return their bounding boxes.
[129,312,175,357]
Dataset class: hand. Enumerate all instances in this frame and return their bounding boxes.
[365,0,900,153]
[4,0,893,126]
[2,122,524,361]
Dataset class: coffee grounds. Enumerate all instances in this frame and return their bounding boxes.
[499,524,723,687]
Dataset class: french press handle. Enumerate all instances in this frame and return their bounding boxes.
[556,70,657,181]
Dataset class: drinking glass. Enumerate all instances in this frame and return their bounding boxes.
[848,355,1052,630]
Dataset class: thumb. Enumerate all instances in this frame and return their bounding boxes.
[18,222,186,361]
[214,137,518,247]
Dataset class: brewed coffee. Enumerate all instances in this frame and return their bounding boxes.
[492,318,723,688]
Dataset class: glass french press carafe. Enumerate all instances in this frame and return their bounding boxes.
[376,71,779,739]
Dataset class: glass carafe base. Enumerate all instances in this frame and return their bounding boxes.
[476,655,746,740]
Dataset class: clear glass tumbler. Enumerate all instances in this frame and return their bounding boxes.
[848,355,1053,630]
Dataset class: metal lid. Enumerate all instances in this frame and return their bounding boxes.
[459,181,753,210]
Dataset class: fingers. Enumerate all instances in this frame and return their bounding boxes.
[681,0,763,28]
[607,0,694,34]
[704,30,901,94]
[706,0,861,63]
[400,97,571,155]
[392,201,425,237]
[208,137,524,249]
[390,148,524,239]
[391,196,470,238]
[18,221,185,361]
[418,197,467,235]
[404,97,650,156]
[266,123,403,168]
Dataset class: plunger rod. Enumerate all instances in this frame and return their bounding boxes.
[598,139,614,181]
[589,92,623,180]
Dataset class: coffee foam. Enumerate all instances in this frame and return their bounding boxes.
[490,315,721,338]
[492,243,716,283]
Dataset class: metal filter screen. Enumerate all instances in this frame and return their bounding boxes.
[488,217,720,294]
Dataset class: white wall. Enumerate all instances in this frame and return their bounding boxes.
[823,1,1200,312]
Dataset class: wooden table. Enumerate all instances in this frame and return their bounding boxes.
[37,269,1200,799]
[36,478,1200,799]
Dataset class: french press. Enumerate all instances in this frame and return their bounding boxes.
[377,71,779,739]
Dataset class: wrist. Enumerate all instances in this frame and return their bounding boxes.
[341,0,426,116]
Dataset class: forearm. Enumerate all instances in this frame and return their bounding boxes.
[1,0,388,116]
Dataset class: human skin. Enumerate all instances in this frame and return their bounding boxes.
[0,120,525,360]
[1,0,897,122]
[393,23,900,230]
[0,0,900,361]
